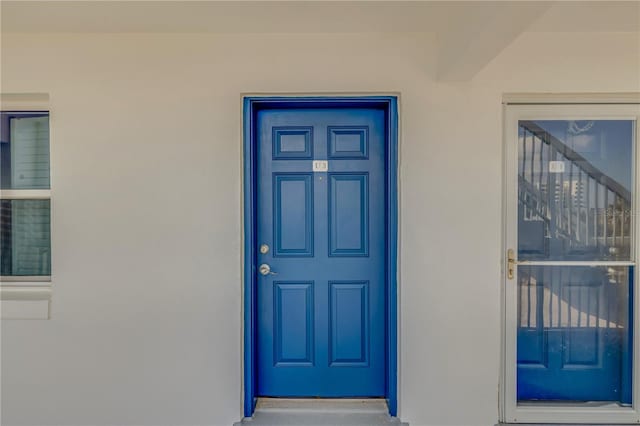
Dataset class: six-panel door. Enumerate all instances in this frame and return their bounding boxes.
[256,108,386,396]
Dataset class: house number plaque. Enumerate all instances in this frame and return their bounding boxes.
[313,160,328,172]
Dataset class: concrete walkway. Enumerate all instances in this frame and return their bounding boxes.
[234,399,408,426]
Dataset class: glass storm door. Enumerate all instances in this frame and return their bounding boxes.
[504,103,640,424]
[255,108,386,397]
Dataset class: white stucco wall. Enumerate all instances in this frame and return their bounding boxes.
[1,31,638,426]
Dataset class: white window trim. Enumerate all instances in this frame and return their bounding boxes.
[0,93,51,320]
[503,92,640,105]
[501,98,640,424]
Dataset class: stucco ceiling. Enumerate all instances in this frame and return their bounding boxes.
[1,1,638,34]
[1,1,638,81]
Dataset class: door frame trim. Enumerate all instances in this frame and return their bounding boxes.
[242,95,399,418]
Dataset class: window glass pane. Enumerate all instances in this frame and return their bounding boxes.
[0,112,50,189]
[0,199,51,276]
[517,265,633,405]
[518,120,634,261]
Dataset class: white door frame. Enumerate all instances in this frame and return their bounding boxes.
[501,101,640,424]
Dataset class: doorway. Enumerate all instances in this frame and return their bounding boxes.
[243,96,398,417]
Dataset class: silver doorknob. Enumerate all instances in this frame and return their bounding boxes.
[259,264,277,276]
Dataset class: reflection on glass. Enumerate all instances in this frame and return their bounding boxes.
[518,120,634,261]
[517,265,632,404]
[0,199,51,276]
[0,112,50,189]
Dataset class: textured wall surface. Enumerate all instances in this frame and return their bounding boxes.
[1,31,639,426]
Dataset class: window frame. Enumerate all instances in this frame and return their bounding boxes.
[0,93,52,320]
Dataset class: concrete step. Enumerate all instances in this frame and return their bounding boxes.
[234,398,408,426]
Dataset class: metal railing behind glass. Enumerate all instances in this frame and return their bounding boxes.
[518,121,631,260]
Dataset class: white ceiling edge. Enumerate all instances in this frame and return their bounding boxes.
[1,1,637,81]
[0,1,638,34]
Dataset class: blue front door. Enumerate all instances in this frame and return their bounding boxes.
[256,108,386,397]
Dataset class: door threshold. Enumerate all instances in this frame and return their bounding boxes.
[256,398,389,413]
[234,398,408,426]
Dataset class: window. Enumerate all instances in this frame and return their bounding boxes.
[0,96,51,319]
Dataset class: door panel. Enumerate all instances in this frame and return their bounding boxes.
[273,174,313,256]
[256,108,386,397]
[329,281,369,366]
[274,282,314,366]
[517,265,631,402]
[329,173,368,256]
[517,120,633,262]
